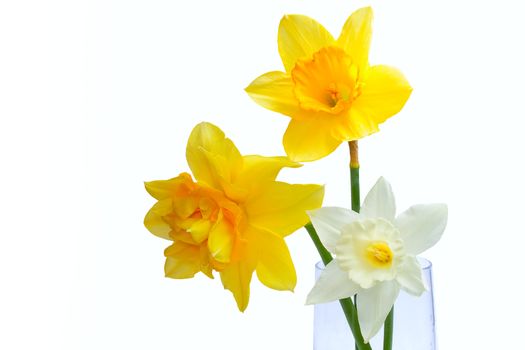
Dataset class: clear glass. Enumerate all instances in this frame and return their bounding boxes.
[314,258,436,350]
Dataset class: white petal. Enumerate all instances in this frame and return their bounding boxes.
[396,256,426,296]
[308,207,361,253]
[395,203,448,255]
[306,260,361,305]
[357,281,400,343]
[360,177,396,221]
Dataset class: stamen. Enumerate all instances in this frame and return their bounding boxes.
[366,242,393,268]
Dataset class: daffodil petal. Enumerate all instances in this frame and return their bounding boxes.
[308,207,361,253]
[144,198,172,240]
[361,177,396,221]
[395,204,448,255]
[353,65,412,126]
[216,180,248,204]
[337,7,373,70]
[336,108,380,141]
[235,155,301,195]
[245,71,300,117]
[208,215,234,264]
[306,260,360,305]
[144,173,192,200]
[278,14,336,72]
[396,256,426,296]
[172,196,199,220]
[357,281,400,343]
[164,241,201,279]
[219,256,257,312]
[186,122,243,189]
[169,228,198,245]
[283,118,342,162]
[245,181,324,236]
[255,227,296,291]
[187,219,211,244]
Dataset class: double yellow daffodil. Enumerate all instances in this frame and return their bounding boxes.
[144,122,324,311]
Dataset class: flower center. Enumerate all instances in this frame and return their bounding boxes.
[365,241,393,268]
[173,196,219,244]
[291,46,361,114]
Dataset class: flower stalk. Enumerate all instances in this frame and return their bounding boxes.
[349,141,360,213]
[305,223,332,265]
[349,140,361,350]
[383,306,394,350]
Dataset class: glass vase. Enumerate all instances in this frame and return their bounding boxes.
[313,258,436,350]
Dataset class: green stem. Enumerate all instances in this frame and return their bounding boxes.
[349,141,361,350]
[305,223,332,266]
[350,165,360,213]
[349,141,361,214]
[383,307,394,350]
[305,224,372,350]
[339,297,371,350]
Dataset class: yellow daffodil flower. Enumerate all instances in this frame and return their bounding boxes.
[245,7,412,162]
[305,177,447,342]
[144,122,324,311]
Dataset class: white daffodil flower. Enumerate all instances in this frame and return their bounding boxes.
[306,177,448,343]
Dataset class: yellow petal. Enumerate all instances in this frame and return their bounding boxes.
[234,155,301,196]
[216,179,249,205]
[164,241,201,279]
[278,15,335,72]
[207,214,235,263]
[245,181,324,236]
[219,263,254,312]
[337,7,374,70]
[186,122,243,189]
[283,118,342,162]
[144,198,172,240]
[353,65,412,125]
[169,228,198,245]
[254,226,297,291]
[219,228,257,312]
[172,196,199,219]
[187,219,211,244]
[245,71,300,117]
[144,173,193,200]
[199,243,215,279]
[328,107,382,142]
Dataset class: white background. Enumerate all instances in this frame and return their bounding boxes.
[1,0,524,349]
